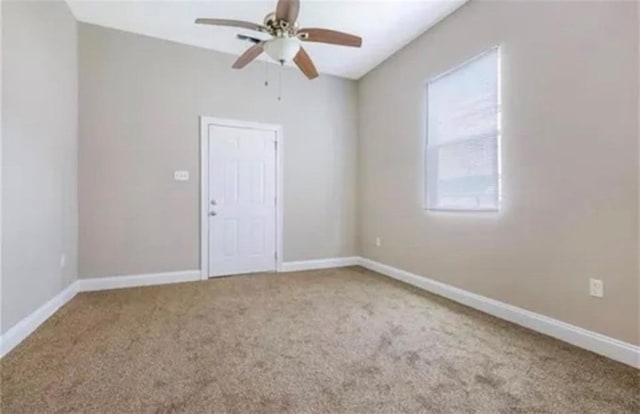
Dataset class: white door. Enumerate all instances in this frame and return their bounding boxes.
[207,124,277,277]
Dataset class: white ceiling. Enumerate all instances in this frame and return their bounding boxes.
[66,0,467,79]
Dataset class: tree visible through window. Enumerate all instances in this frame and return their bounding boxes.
[425,47,501,211]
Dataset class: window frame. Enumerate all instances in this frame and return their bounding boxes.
[424,45,502,213]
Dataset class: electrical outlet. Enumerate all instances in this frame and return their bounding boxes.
[60,254,66,268]
[589,278,604,298]
[174,170,189,181]
[375,237,382,247]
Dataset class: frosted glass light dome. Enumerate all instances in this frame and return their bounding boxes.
[264,37,301,63]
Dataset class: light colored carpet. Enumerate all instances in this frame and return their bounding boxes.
[1,266,638,413]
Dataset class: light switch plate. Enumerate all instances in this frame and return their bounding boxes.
[174,170,189,181]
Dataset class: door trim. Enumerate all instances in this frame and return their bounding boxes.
[199,116,284,280]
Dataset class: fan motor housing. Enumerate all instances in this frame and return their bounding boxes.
[263,12,277,27]
[263,11,298,36]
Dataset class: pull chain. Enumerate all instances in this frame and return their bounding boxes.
[264,61,269,87]
[278,62,283,101]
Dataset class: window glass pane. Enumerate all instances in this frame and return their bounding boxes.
[438,136,497,182]
[435,137,498,209]
[428,50,498,146]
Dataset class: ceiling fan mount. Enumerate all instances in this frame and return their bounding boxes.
[195,0,362,79]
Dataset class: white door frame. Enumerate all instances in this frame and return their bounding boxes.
[200,116,284,280]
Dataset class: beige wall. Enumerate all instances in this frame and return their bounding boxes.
[637,0,640,347]
[1,0,78,333]
[78,24,358,278]
[357,0,639,345]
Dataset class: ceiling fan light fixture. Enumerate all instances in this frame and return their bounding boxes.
[264,37,300,64]
[196,0,362,79]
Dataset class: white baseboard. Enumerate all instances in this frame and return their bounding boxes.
[359,257,640,369]
[0,282,78,358]
[76,270,201,292]
[3,261,638,370]
[280,256,360,272]
[0,269,201,358]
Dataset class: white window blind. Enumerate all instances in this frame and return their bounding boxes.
[425,47,501,211]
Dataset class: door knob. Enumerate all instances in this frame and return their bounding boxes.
[209,211,217,216]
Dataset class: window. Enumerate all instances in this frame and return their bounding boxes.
[425,47,501,211]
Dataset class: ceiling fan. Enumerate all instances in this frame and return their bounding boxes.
[195,0,362,80]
